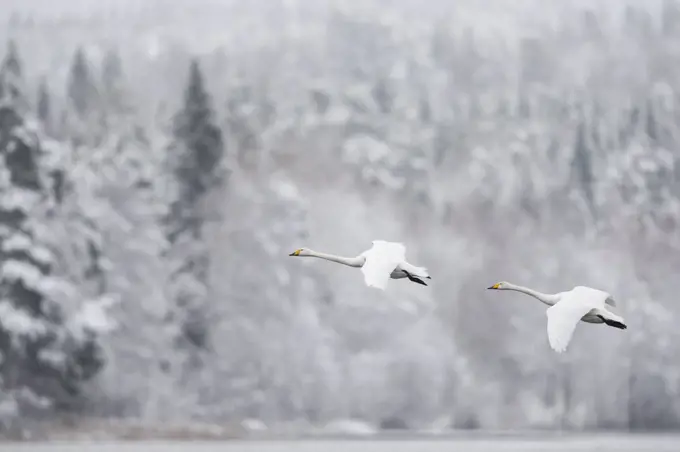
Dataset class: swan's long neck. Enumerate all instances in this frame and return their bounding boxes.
[305,250,364,268]
[505,283,558,306]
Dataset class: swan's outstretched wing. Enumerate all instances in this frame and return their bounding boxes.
[360,240,406,290]
[546,286,609,353]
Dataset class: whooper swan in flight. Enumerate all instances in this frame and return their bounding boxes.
[487,282,627,353]
[289,240,430,290]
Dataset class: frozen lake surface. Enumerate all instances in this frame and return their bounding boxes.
[2,434,680,452]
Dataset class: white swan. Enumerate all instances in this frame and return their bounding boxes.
[487,281,627,353]
[288,240,430,290]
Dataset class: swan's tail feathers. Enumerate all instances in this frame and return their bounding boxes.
[418,267,430,279]
[405,264,430,279]
[597,314,627,330]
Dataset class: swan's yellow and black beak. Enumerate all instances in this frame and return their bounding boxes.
[289,249,301,257]
[487,283,500,290]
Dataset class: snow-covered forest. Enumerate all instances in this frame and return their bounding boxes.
[0,0,679,435]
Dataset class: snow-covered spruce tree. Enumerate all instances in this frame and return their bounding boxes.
[36,79,51,136]
[101,48,126,117]
[206,175,332,422]
[67,47,99,121]
[224,83,261,170]
[165,59,224,358]
[65,53,181,419]
[0,43,112,428]
[0,40,24,111]
[65,47,103,147]
[65,119,181,420]
[52,44,180,419]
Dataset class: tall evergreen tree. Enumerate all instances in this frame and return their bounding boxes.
[101,48,125,115]
[37,79,51,132]
[225,84,258,168]
[0,82,108,425]
[645,99,658,144]
[67,47,99,119]
[171,60,223,215]
[166,59,224,350]
[571,119,595,213]
[371,77,393,115]
[68,121,179,418]
[0,40,25,109]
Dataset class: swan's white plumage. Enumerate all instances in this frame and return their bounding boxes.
[488,281,626,353]
[288,240,428,290]
[360,240,406,290]
[546,286,610,353]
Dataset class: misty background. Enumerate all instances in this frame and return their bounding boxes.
[0,0,678,438]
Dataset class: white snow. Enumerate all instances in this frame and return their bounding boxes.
[2,232,53,265]
[0,188,41,212]
[1,259,42,289]
[0,300,47,339]
[38,348,67,369]
[241,418,267,432]
[322,419,377,436]
[70,295,119,336]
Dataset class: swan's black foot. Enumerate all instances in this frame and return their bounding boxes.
[404,271,428,286]
[597,315,627,330]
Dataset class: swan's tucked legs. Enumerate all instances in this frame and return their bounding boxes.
[597,315,627,330]
[403,270,427,286]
